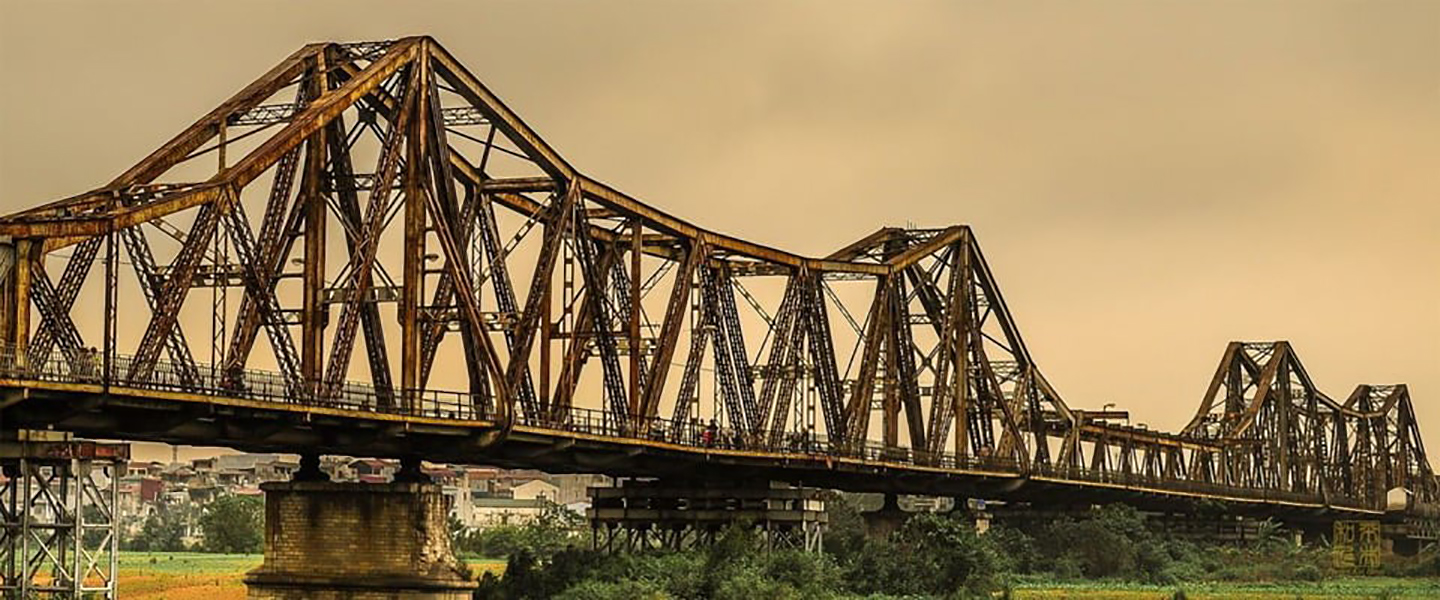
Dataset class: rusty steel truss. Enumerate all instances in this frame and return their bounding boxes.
[0,38,1434,523]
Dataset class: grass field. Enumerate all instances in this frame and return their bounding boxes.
[1010,578,1440,599]
[115,553,256,600]
[112,553,1438,599]
[115,552,505,599]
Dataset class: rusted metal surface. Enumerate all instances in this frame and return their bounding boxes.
[0,37,1433,526]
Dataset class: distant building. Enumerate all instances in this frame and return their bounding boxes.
[469,496,552,527]
[550,474,610,506]
[216,454,283,471]
[512,479,560,503]
[114,450,612,537]
[127,461,165,477]
[321,456,356,481]
[423,464,465,486]
[253,457,299,481]
[187,484,222,506]
[350,458,397,480]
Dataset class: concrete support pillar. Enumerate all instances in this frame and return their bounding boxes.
[293,454,329,483]
[245,482,474,599]
[393,456,429,483]
[861,493,909,538]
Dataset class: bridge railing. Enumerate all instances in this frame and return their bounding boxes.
[521,403,1024,471]
[0,347,491,420]
[1028,462,1373,510]
[0,346,1374,511]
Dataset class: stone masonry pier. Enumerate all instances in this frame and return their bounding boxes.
[245,481,475,599]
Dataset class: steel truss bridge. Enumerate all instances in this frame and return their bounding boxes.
[0,37,1434,529]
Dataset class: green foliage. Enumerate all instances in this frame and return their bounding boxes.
[994,503,1339,586]
[456,502,584,560]
[821,491,868,558]
[552,578,669,600]
[1381,543,1440,578]
[1047,507,1142,577]
[117,552,262,573]
[699,527,844,600]
[126,504,189,552]
[475,526,845,600]
[841,512,1003,598]
[198,494,264,554]
[466,498,1440,598]
[985,525,1041,574]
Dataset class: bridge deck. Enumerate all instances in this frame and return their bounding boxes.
[0,353,1384,521]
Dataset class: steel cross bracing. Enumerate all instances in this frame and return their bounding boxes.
[0,37,1435,521]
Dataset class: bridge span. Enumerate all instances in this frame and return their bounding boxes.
[0,37,1435,591]
[0,341,1432,522]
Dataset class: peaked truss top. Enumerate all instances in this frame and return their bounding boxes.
[0,38,1432,519]
[0,37,903,277]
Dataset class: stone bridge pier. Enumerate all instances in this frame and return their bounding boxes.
[244,465,475,600]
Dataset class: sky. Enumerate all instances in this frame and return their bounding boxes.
[1,0,1437,460]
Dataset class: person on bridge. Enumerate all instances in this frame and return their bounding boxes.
[702,419,717,447]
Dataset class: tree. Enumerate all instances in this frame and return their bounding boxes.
[127,504,188,552]
[460,502,584,559]
[842,512,1004,597]
[199,494,264,553]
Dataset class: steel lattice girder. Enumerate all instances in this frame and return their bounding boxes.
[0,441,126,600]
[0,37,1433,519]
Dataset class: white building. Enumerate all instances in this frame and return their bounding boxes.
[511,480,559,502]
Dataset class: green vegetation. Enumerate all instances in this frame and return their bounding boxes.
[120,552,262,575]
[198,495,265,554]
[467,497,1440,600]
[452,502,586,559]
[112,494,1440,599]
[986,504,1333,584]
[122,493,266,554]
[1008,579,1440,599]
[126,506,191,552]
[474,529,848,600]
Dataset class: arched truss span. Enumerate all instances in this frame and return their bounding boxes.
[0,38,1431,513]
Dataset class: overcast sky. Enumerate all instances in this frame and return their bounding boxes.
[1,0,1437,459]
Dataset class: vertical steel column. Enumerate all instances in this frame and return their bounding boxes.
[627,220,642,421]
[211,218,229,380]
[0,466,11,591]
[300,56,330,388]
[108,460,118,598]
[70,459,82,597]
[955,238,973,458]
[11,239,33,367]
[18,457,31,598]
[103,230,116,390]
[539,223,553,412]
[399,51,429,412]
[212,119,229,385]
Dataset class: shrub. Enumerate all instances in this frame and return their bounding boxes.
[457,503,584,560]
[1293,562,1323,582]
[198,494,263,554]
[552,579,669,600]
[840,512,1004,597]
[126,505,189,552]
